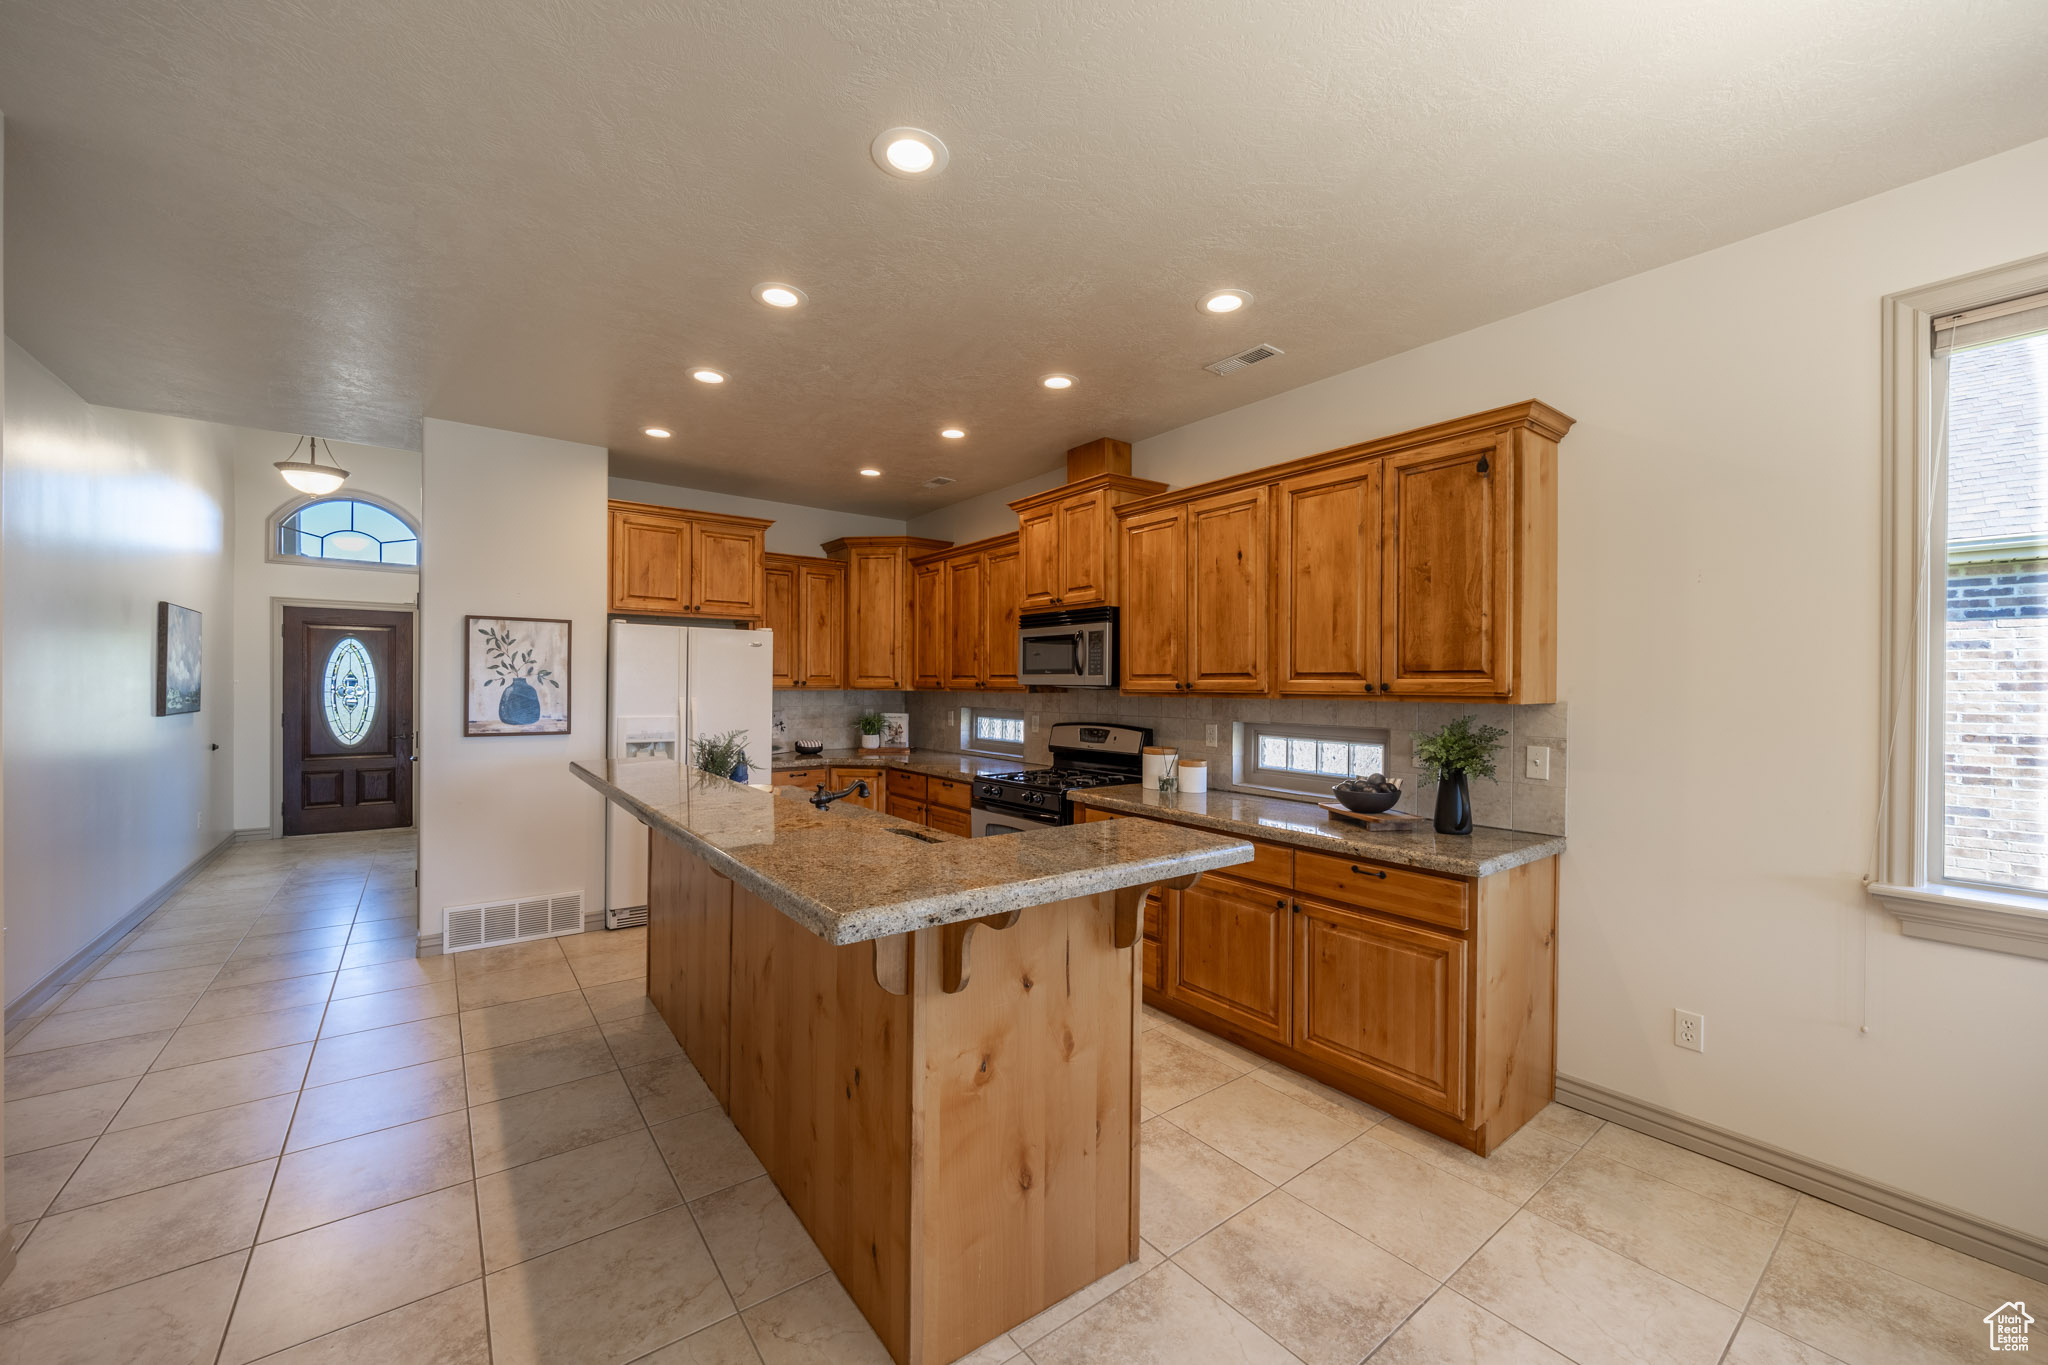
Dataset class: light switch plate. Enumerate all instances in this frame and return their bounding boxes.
[1526,745,1551,781]
[1206,723,1219,746]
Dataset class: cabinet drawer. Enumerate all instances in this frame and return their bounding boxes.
[885,793,927,824]
[929,776,971,812]
[928,805,971,838]
[1077,805,1121,823]
[773,768,823,788]
[1293,850,1470,931]
[1141,937,1163,992]
[890,771,929,802]
[1226,840,1294,890]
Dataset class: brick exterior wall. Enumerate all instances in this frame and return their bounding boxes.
[1944,559,2047,891]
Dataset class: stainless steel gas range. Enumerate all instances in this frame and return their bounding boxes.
[969,722,1152,836]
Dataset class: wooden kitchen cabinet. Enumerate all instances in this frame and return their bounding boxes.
[1009,474,1167,611]
[1293,897,1467,1118]
[1379,432,1518,697]
[1274,460,1382,694]
[608,500,771,621]
[908,534,1024,692]
[827,766,884,811]
[1167,872,1291,1044]
[1114,487,1269,694]
[762,554,845,689]
[824,537,952,690]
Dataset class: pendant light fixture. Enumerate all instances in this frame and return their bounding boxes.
[274,436,351,496]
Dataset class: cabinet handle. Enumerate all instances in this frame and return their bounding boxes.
[1274,897,1285,909]
[1349,865,1388,879]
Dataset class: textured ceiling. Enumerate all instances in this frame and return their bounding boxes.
[2,1,2046,517]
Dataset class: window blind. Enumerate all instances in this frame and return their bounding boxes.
[1932,288,2048,356]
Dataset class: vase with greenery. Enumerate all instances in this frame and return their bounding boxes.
[1413,715,1506,835]
[856,711,885,750]
[692,729,754,783]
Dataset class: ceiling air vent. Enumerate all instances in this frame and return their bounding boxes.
[1205,342,1285,377]
[443,890,583,953]
[923,476,956,489]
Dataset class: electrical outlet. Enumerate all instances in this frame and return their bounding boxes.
[1526,745,1551,781]
[1674,1009,1704,1052]
[1029,713,1042,733]
[1206,723,1219,746]
[945,710,956,727]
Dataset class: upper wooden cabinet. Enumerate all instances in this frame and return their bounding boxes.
[608,501,772,621]
[1127,400,1568,702]
[762,554,845,690]
[1009,474,1167,611]
[908,534,1025,691]
[823,537,952,690]
[1116,487,1270,694]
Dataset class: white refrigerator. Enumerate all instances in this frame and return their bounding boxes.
[605,621,773,923]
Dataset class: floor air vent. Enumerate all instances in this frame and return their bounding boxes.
[443,891,584,953]
[1205,342,1285,376]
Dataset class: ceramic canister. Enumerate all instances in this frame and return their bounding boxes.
[1141,746,1179,790]
[1177,759,1208,794]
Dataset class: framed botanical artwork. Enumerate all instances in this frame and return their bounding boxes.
[466,616,571,736]
[155,602,203,716]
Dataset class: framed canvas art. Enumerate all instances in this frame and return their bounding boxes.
[466,616,571,736]
[156,602,203,716]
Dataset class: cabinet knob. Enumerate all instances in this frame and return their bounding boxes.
[1349,865,1388,879]
[1274,897,1286,909]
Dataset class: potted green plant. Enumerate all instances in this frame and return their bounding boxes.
[856,711,886,751]
[692,729,754,784]
[1413,715,1507,835]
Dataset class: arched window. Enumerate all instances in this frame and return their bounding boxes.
[274,496,419,568]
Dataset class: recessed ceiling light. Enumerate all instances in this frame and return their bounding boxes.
[871,127,949,179]
[859,468,883,477]
[1041,373,1076,390]
[752,282,806,309]
[644,427,671,438]
[1201,288,1252,315]
[692,369,726,384]
[940,427,965,439]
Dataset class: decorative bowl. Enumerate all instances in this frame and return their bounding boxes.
[793,741,825,756]
[1331,781,1402,814]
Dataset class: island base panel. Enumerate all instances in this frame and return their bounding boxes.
[647,834,1141,1365]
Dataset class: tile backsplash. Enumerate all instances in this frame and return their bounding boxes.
[771,690,911,755]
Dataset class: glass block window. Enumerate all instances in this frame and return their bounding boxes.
[1241,723,1390,798]
[277,498,419,567]
[969,709,1026,755]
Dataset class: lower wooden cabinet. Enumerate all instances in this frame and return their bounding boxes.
[1292,896,1467,1119]
[1167,873,1291,1044]
[827,767,884,811]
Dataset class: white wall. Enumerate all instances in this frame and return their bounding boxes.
[609,476,905,558]
[905,466,1063,547]
[1042,138,2047,1235]
[2,341,238,1005]
[229,435,421,831]
[420,421,606,936]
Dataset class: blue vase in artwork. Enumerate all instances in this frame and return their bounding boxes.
[499,676,541,726]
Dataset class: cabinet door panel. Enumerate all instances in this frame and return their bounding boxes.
[1117,505,1187,694]
[1187,487,1269,692]
[693,523,762,618]
[845,549,906,689]
[1381,438,1511,695]
[1294,898,1467,1118]
[796,562,844,689]
[928,805,971,838]
[911,562,945,690]
[1167,874,1289,1043]
[763,559,798,688]
[829,767,885,811]
[983,542,1023,689]
[1277,463,1380,694]
[1056,491,1107,605]
[610,510,692,615]
[1018,509,1058,610]
[943,555,986,688]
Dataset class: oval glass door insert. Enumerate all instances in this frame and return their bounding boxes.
[323,636,377,746]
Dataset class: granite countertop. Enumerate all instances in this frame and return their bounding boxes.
[573,760,1253,945]
[768,748,1021,781]
[1070,785,1565,879]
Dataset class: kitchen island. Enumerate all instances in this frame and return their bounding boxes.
[572,760,1253,1365]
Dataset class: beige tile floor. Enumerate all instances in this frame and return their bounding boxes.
[2,829,2040,1364]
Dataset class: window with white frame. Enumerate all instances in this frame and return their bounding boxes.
[1874,263,2048,960]
[1236,722,1389,798]
[966,708,1026,756]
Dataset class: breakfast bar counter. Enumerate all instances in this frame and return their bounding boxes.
[573,760,1252,1365]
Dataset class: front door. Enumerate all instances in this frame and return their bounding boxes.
[282,606,414,835]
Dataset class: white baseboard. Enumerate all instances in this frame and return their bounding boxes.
[5,832,238,1029]
[232,826,277,843]
[1554,1073,2048,1283]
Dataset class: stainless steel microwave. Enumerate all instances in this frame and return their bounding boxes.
[1018,606,1117,687]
